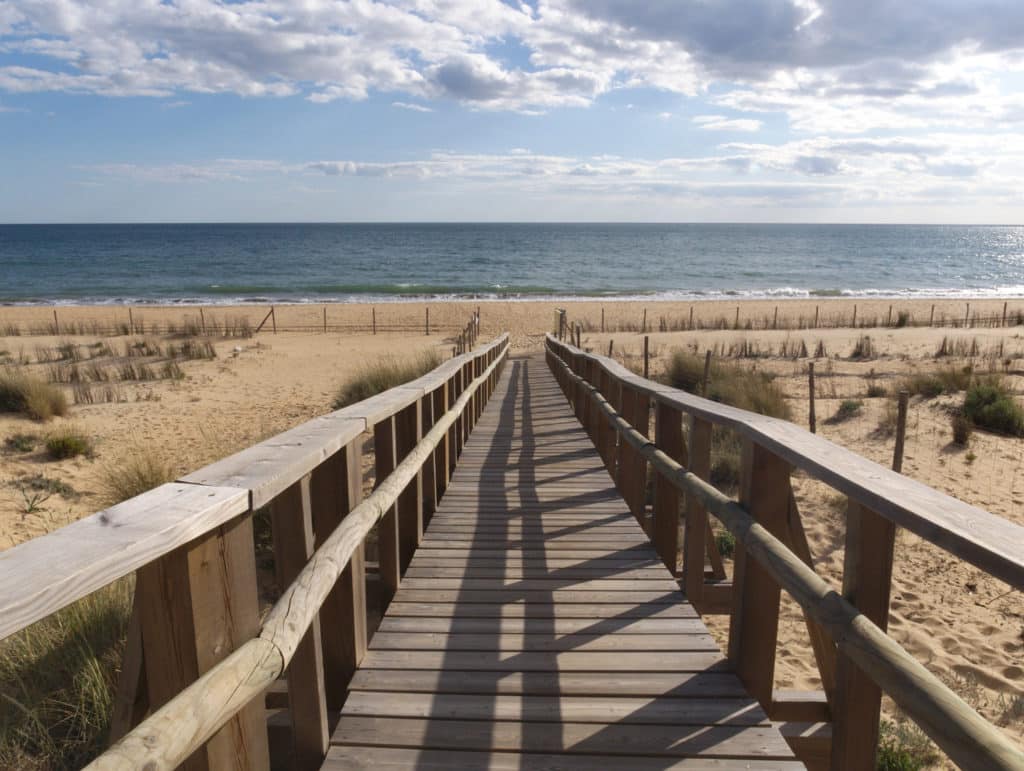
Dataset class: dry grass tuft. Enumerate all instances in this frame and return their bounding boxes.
[98,449,175,505]
[0,369,68,421]
[332,349,442,409]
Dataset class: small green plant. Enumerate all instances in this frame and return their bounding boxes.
[900,365,973,398]
[895,310,911,328]
[45,427,94,460]
[963,379,1024,436]
[876,719,940,771]
[828,399,863,423]
[0,369,69,421]
[333,350,443,409]
[4,432,38,452]
[12,473,77,499]
[965,450,977,465]
[715,530,736,559]
[951,410,973,446]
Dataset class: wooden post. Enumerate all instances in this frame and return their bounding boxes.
[128,307,134,335]
[886,305,892,326]
[270,477,329,769]
[892,390,909,473]
[808,362,816,434]
[735,306,740,329]
[642,308,647,333]
[689,306,694,329]
[607,340,614,357]
[576,324,581,349]
[1003,301,1008,327]
[773,306,778,329]
[395,401,423,574]
[52,308,59,335]
[929,304,935,326]
[135,514,270,771]
[729,441,791,709]
[852,304,857,328]
[684,418,712,605]
[619,384,650,531]
[701,350,712,397]
[374,416,400,610]
[425,307,430,336]
[200,307,206,335]
[372,307,376,335]
[653,403,685,573]
[814,305,819,329]
[271,306,277,334]
[601,307,605,332]
[432,383,450,503]
[323,306,327,333]
[965,303,970,328]
[310,442,366,710]
[831,499,896,770]
[643,335,650,379]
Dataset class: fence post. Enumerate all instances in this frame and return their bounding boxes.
[643,335,650,379]
[831,499,896,770]
[432,383,450,503]
[425,307,430,336]
[701,350,712,396]
[135,513,270,771]
[683,417,712,606]
[395,401,423,574]
[372,307,376,335]
[729,440,791,709]
[653,402,685,573]
[808,362,816,434]
[601,307,605,332]
[642,308,647,333]
[271,306,277,334]
[311,441,366,710]
[270,477,329,769]
[323,306,327,333]
[892,390,909,472]
[852,304,857,328]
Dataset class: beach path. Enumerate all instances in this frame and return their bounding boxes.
[323,354,802,769]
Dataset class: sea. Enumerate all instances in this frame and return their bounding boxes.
[2,223,1023,305]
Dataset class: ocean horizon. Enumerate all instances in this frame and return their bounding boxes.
[3,222,1024,306]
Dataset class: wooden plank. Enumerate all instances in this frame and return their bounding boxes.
[347,669,749,698]
[375,616,707,635]
[324,746,805,770]
[0,483,248,640]
[654,401,685,572]
[373,415,400,609]
[394,400,422,574]
[367,632,719,652]
[395,577,681,592]
[420,392,437,527]
[359,649,727,671]
[684,416,712,605]
[310,441,367,710]
[270,477,329,770]
[332,716,794,759]
[384,601,698,619]
[729,440,790,710]
[136,512,269,771]
[830,500,896,771]
[342,692,768,725]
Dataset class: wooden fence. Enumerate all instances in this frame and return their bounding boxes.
[545,334,1024,771]
[0,333,510,771]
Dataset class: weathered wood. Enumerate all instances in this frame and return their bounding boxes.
[394,400,423,574]
[135,512,269,771]
[420,392,437,526]
[270,477,330,770]
[0,484,249,640]
[373,415,400,610]
[107,591,147,744]
[684,416,712,604]
[830,500,896,770]
[310,442,367,710]
[653,401,685,572]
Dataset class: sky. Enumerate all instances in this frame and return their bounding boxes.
[2,0,1024,223]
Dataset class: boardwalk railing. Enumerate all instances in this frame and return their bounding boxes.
[0,333,509,771]
[545,334,1024,771]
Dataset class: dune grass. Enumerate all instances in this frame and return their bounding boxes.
[899,365,973,398]
[44,427,94,460]
[97,450,175,506]
[332,349,443,409]
[963,379,1024,436]
[0,580,132,770]
[0,369,68,421]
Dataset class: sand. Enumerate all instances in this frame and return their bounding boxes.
[2,297,1022,761]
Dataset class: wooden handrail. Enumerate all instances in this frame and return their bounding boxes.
[546,338,1024,771]
[86,340,509,770]
[546,335,1024,590]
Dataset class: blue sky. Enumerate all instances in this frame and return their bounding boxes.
[2,0,1024,223]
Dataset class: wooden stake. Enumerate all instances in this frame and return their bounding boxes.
[773,306,778,330]
[128,307,134,335]
[892,391,909,473]
[601,307,605,333]
[808,362,816,434]
[425,307,430,336]
[323,306,327,334]
[372,307,376,335]
[735,306,740,329]
[887,305,892,326]
[271,306,277,334]
[852,304,857,328]
[643,335,650,379]
[642,308,647,333]
[701,350,712,397]
[200,307,206,335]
[53,308,59,335]
[965,303,970,328]
[929,304,935,326]
[689,306,694,329]
[814,305,819,329]
[607,340,614,357]
[1003,301,1008,327]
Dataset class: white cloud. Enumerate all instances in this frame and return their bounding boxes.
[693,115,763,132]
[392,101,433,112]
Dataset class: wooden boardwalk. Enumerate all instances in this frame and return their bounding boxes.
[324,355,802,770]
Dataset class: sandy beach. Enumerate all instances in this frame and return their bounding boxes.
[2,296,1022,760]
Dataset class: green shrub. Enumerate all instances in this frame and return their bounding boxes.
[333,349,443,409]
[951,410,973,446]
[963,380,1024,436]
[829,399,863,423]
[876,719,940,771]
[715,530,736,559]
[4,433,38,452]
[900,366,973,398]
[45,427,94,460]
[0,581,132,769]
[0,370,68,421]
[663,351,790,420]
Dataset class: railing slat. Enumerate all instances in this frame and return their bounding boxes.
[396,400,423,574]
[270,477,329,769]
[683,417,713,608]
[653,402,684,573]
[374,415,400,610]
